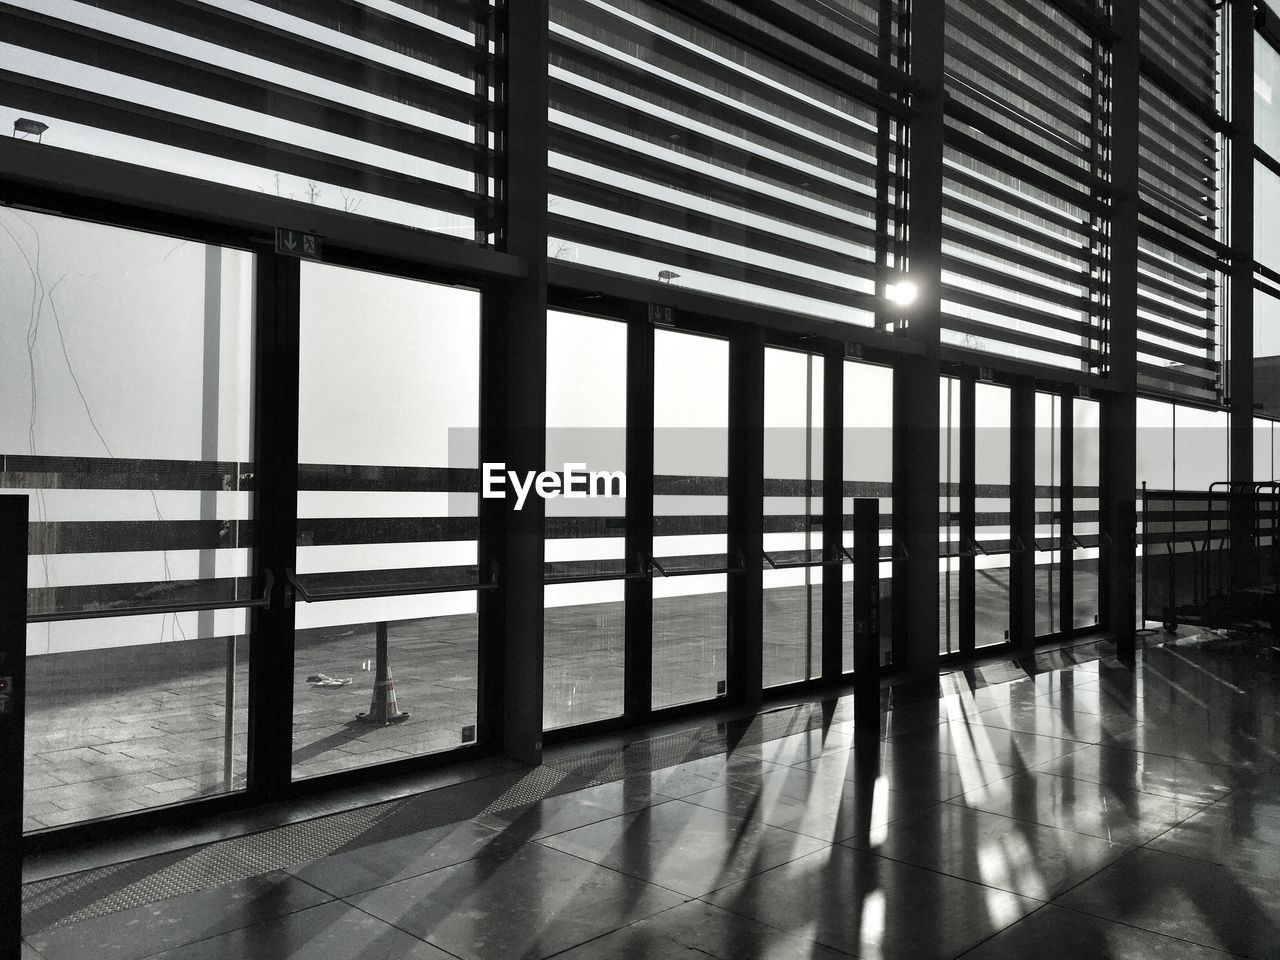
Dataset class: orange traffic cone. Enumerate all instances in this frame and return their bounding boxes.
[358,621,409,724]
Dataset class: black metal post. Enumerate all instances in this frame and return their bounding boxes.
[479,0,548,762]
[727,327,765,708]
[1,495,29,960]
[1010,379,1037,656]
[852,498,881,730]
[625,314,655,718]
[248,253,300,799]
[893,0,944,683]
[1230,0,1256,586]
[959,376,975,655]
[822,347,845,680]
[1106,0,1141,663]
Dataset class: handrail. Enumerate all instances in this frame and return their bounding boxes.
[27,570,274,624]
[543,570,649,585]
[286,563,498,603]
[761,551,838,570]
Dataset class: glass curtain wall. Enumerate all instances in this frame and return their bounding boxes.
[543,312,628,729]
[652,329,729,709]
[763,348,823,686]
[291,262,481,779]
[2,208,255,830]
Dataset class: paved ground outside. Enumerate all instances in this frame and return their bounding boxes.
[24,574,1099,831]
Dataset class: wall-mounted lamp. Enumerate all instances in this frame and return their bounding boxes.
[657,270,680,284]
[13,118,48,142]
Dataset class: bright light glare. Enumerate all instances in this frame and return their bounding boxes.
[885,279,917,306]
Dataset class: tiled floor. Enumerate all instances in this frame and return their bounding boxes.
[21,629,1280,959]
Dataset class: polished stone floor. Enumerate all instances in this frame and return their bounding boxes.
[20,628,1280,959]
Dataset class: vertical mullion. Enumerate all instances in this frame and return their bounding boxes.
[895,0,944,682]
[959,376,976,655]
[481,0,547,762]
[0,495,28,960]
[1010,378,1037,656]
[1106,0,1141,662]
[625,316,655,719]
[822,347,844,681]
[1060,388,1076,637]
[1229,0,1255,583]
[248,252,299,801]
[727,328,764,707]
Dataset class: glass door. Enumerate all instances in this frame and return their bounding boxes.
[762,347,823,687]
[290,262,483,780]
[651,328,729,709]
[543,311,628,729]
[974,382,1012,648]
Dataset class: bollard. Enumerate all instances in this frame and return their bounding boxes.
[358,621,409,725]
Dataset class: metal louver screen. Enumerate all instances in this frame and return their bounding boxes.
[1137,0,1223,402]
[940,0,1107,371]
[547,0,898,325]
[0,0,495,239]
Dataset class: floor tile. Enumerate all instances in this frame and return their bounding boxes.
[885,722,1084,771]
[843,802,1130,900]
[970,698,1144,744]
[1029,742,1242,803]
[703,844,1039,960]
[348,842,684,960]
[793,737,1019,794]
[733,727,859,765]
[552,899,857,959]
[679,764,938,843]
[632,754,791,799]
[537,798,827,897]
[1057,846,1280,956]
[1147,797,1280,878]
[960,903,1237,960]
[24,871,332,960]
[140,900,453,959]
[472,779,675,842]
[288,818,517,897]
[950,768,1207,844]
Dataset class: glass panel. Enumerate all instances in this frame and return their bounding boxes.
[1072,397,1101,630]
[1,0,493,236]
[1137,397,1175,490]
[1257,33,1280,162]
[938,377,961,654]
[292,262,480,779]
[652,329,728,708]
[1173,405,1229,492]
[0,208,255,829]
[1257,162,1280,273]
[843,360,893,671]
[1256,417,1275,483]
[544,311,627,729]
[974,383,1010,648]
[763,348,823,687]
[1034,392,1061,637]
[1255,288,1280,418]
